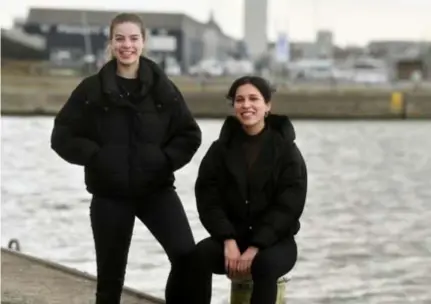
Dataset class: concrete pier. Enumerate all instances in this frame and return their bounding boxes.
[1,74,431,119]
[1,248,164,304]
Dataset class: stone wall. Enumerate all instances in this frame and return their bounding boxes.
[2,74,430,119]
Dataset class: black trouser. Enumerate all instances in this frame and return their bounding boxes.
[89,188,195,304]
[191,236,297,304]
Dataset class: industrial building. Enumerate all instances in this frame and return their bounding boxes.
[7,7,238,71]
[1,28,46,60]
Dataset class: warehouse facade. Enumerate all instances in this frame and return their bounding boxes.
[18,7,238,71]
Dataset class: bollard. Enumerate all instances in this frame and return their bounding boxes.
[230,276,288,304]
[390,91,404,116]
[8,238,21,252]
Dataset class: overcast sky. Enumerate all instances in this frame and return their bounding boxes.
[1,0,430,46]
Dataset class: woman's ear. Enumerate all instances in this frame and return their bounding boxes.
[266,101,272,112]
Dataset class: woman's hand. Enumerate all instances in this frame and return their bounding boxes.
[224,239,241,278]
[237,246,259,276]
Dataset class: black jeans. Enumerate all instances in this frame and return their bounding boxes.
[191,236,297,304]
[89,188,195,304]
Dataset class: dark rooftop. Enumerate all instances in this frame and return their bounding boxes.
[26,7,190,29]
[24,7,238,43]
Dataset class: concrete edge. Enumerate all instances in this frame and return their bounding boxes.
[1,247,165,303]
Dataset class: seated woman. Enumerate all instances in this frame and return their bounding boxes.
[193,76,308,304]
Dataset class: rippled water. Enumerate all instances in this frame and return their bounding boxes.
[1,117,430,304]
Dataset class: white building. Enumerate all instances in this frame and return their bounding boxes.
[244,0,268,59]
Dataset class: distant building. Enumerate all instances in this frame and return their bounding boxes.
[333,45,365,60]
[244,0,268,59]
[268,30,334,61]
[367,40,431,59]
[425,45,431,79]
[1,28,46,60]
[202,11,237,60]
[394,57,427,80]
[290,42,316,60]
[15,7,237,71]
[367,40,431,80]
[315,30,334,58]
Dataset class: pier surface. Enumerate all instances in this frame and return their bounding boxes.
[1,248,164,304]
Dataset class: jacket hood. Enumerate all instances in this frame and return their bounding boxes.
[219,114,296,143]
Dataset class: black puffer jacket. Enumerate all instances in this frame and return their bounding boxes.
[51,57,202,198]
[195,115,307,249]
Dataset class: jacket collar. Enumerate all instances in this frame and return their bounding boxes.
[218,114,296,200]
[98,56,169,97]
[219,114,296,143]
[94,56,177,109]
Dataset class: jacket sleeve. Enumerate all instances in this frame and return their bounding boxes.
[51,79,100,166]
[162,82,202,171]
[250,142,307,249]
[195,142,237,241]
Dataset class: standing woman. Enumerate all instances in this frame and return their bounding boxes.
[193,76,307,303]
[50,13,201,304]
